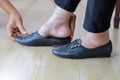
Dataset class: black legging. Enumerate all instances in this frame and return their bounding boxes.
[55,0,116,33]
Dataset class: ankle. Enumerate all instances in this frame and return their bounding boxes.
[89,31,109,42]
[81,31,110,48]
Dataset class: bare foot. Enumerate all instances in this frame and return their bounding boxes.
[38,6,76,39]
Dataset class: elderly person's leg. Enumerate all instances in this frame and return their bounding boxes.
[53,0,116,59]
[81,0,116,48]
[38,6,74,38]
[38,0,80,38]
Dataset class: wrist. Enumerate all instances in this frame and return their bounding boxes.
[9,10,21,16]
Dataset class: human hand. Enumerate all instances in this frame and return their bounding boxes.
[6,13,27,40]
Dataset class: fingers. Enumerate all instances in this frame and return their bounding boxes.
[6,22,28,41]
[17,23,27,35]
[7,26,17,41]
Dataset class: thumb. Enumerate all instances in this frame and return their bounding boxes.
[17,23,27,34]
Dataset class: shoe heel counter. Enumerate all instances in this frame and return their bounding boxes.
[105,41,113,57]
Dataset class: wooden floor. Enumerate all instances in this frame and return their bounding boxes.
[0,0,120,80]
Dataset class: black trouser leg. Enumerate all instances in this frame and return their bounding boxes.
[83,0,116,33]
[54,0,81,12]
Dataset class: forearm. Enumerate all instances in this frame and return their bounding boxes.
[0,0,19,15]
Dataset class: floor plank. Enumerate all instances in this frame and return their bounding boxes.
[0,0,120,80]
